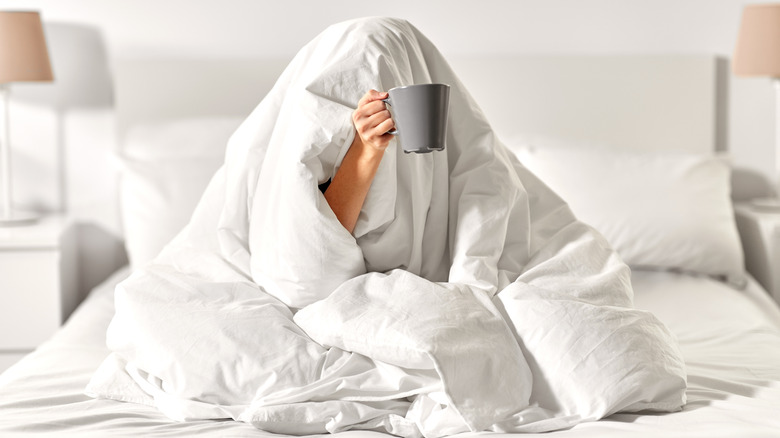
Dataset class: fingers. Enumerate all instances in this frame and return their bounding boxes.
[353,90,395,151]
[353,104,390,130]
[353,102,387,126]
[374,117,395,135]
[357,89,388,107]
[353,109,393,143]
[365,108,391,128]
[360,99,388,115]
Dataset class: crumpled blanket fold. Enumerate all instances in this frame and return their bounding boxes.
[87,16,686,437]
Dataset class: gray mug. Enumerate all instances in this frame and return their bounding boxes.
[383,83,450,154]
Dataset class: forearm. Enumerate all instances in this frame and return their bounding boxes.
[324,134,385,234]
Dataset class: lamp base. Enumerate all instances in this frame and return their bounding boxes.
[750,197,780,212]
[0,211,39,227]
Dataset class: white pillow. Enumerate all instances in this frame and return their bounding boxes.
[120,117,242,269]
[511,145,745,283]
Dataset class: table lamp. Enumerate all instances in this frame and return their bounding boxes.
[0,11,54,226]
[734,3,780,210]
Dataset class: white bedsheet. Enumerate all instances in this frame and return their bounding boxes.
[1,268,778,436]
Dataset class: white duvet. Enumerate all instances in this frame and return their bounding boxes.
[87,17,686,437]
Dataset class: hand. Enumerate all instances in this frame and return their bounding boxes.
[352,90,395,153]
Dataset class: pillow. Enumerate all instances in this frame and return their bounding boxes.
[119,117,243,269]
[510,145,745,284]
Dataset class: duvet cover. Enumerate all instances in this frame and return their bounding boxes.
[87,17,686,437]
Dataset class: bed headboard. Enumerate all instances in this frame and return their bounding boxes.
[448,55,719,153]
[115,54,720,153]
[114,57,292,135]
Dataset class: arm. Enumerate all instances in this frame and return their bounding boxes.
[324,90,394,234]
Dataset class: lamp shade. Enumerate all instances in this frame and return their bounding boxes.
[0,11,53,83]
[734,4,780,77]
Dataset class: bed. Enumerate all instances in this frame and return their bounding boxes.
[1,20,780,437]
[1,265,778,437]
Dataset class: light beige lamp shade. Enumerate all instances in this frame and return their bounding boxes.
[734,4,780,77]
[733,4,780,209]
[0,11,53,83]
[0,10,53,225]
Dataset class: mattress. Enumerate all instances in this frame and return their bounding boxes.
[0,267,778,437]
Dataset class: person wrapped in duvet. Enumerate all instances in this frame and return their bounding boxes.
[87,17,687,438]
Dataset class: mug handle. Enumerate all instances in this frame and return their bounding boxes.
[381,98,398,135]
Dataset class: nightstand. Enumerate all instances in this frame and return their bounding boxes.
[734,203,780,305]
[0,216,78,373]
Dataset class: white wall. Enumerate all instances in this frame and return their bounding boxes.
[0,0,752,57]
[3,0,776,202]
